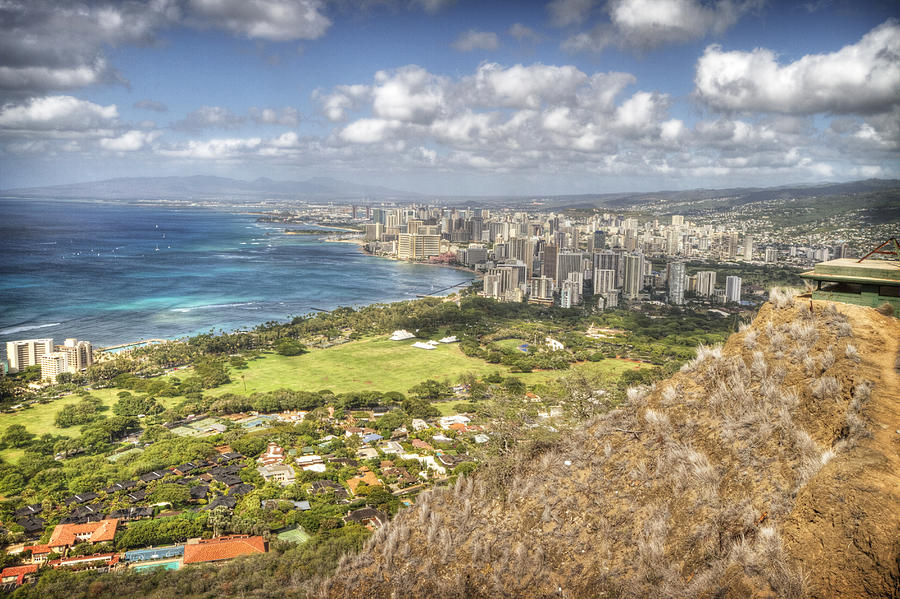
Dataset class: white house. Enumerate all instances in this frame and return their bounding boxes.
[257,463,296,486]
[439,414,471,430]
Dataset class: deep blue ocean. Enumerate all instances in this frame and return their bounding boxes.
[0,199,473,354]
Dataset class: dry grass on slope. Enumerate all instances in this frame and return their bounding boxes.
[317,294,900,599]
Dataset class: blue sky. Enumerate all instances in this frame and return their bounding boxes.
[1,0,897,195]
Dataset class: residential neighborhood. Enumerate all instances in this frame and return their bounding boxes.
[0,401,482,590]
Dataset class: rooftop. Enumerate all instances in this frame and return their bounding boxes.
[801,257,900,285]
[48,518,118,548]
[182,535,267,564]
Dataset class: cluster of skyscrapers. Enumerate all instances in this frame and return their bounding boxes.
[4,338,93,382]
[363,208,751,309]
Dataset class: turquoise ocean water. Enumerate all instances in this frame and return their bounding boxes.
[0,199,473,354]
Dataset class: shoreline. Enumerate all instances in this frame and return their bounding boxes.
[351,242,484,278]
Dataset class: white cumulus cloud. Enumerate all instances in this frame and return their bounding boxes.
[186,0,331,41]
[695,19,900,115]
[0,95,119,133]
[100,130,161,152]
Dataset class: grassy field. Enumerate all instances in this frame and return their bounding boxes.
[209,336,508,396]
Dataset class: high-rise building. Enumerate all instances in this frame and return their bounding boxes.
[598,290,619,310]
[624,228,637,251]
[483,265,525,302]
[465,244,487,266]
[6,338,53,373]
[555,252,582,289]
[727,231,739,259]
[667,262,685,305]
[560,275,582,308]
[60,339,93,372]
[364,223,384,241]
[622,253,644,299]
[765,247,778,263]
[397,234,440,260]
[671,215,684,226]
[743,234,754,260]
[510,238,535,277]
[588,230,605,253]
[666,229,680,255]
[697,271,717,296]
[529,277,554,301]
[593,268,616,294]
[725,276,742,303]
[542,244,557,282]
[40,352,68,383]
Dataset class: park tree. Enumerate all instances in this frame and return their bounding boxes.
[275,339,306,356]
[374,409,410,435]
[1,424,34,449]
[408,379,453,401]
[113,394,163,417]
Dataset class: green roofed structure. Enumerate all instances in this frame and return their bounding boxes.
[800,238,900,313]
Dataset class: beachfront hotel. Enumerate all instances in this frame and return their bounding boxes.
[5,338,53,373]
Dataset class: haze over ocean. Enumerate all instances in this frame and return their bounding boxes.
[0,199,473,353]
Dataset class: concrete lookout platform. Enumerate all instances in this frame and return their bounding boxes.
[801,254,900,313]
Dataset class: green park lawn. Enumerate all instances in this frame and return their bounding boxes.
[211,336,505,396]
[209,336,651,398]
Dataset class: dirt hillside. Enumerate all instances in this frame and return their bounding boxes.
[318,295,900,598]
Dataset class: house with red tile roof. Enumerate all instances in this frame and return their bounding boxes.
[182,535,267,565]
[48,519,118,553]
[257,442,285,467]
[0,564,37,587]
[411,438,434,451]
[23,544,51,563]
[48,553,120,571]
[346,468,383,496]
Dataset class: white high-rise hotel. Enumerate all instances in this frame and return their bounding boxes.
[6,338,53,373]
[725,276,743,304]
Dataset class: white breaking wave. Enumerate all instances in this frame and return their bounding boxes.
[0,322,61,335]
[170,302,257,314]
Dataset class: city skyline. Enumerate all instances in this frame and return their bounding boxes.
[1,0,898,195]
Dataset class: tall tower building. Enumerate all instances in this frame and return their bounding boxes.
[727,232,739,259]
[6,338,53,373]
[622,254,644,299]
[555,252,582,289]
[593,269,616,294]
[542,245,558,282]
[667,262,685,305]
[725,276,742,303]
[697,271,717,297]
[743,234,754,260]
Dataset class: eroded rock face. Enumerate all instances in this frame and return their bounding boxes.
[320,300,900,599]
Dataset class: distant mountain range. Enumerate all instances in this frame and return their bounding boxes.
[0,175,420,201]
[2,176,898,209]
